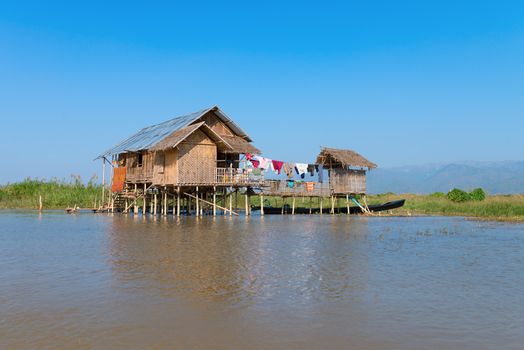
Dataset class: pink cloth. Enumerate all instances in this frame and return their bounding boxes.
[272,160,284,174]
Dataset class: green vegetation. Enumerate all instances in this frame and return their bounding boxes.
[368,192,524,222]
[0,177,102,209]
[1,180,523,222]
[446,187,487,202]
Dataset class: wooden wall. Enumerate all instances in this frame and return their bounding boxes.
[125,152,154,183]
[199,111,235,137]
[329,169,367,194]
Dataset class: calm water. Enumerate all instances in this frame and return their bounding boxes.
[1,212,523,350]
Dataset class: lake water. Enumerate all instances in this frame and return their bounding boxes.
[1,212,523,350]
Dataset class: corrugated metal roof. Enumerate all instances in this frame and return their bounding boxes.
[97,106,252,159]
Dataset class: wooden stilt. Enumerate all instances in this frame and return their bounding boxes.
[346,195,350,215]
[200,192,204,216]
[101,158,106,208]
[292,196,296,215]
[143,183,147,215]
[309,197,312,214]
[282,197,285,215]
[184,192,239,216]
[245,191,249,216]
[154,192,158,216]
[133,184,138,214]
[229,187,233,216]
[39,195,43,212]
[213,186,217,217]
[331,195,335,215]
[177,187,181,217]
[260,193,264,216]
[163,189,167,216]
[195,187,200,217]
[320,197,323,215]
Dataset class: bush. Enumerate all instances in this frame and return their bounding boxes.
[429,192,446,198]
[447,188,470,202]
[469,188,486,201]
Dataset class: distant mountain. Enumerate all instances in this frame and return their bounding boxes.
[367,161,524,194]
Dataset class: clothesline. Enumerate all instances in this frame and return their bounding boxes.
[245,153,324,182]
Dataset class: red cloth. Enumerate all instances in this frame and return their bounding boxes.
[246,153,253,161]
[250,159,260,168]
[272,160,284,174]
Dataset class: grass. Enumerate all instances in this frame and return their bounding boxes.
[2,179,524,222]
[0,177,103,209]
[366,193,524,222]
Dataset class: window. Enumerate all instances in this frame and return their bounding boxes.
[137,152,143,167]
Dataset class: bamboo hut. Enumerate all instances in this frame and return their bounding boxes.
[315,147,376,195]
[97,106,261,215]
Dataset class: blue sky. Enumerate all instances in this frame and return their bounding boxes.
[1,0,523,184]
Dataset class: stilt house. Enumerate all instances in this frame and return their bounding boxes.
[98,106,261,199]
[315,147,377,195]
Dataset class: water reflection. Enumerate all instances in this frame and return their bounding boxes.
[1,213,524,349]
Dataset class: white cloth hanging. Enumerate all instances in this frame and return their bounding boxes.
[294,163,308,176]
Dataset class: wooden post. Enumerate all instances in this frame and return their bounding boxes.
[184,192,239,216]
[111,196,114,213]
[39,195,43,212]
[282,197,285,215]
[101,158,106,208]
[245,191,249,216]
[200,192,204,216]
[331,195,335,215]
[177,187,181,217]
[143,183,147,215]
[133,184,138,215]
[213,186,217,217]
[309,197,312,214]
[229,187,233,216]
[195,187,199,217]
[163,189,167,216]
[260,193,264,216]
[346,195,350,215]
[154,192,158,216]
[292,196,296,215]
[320,196,323,215]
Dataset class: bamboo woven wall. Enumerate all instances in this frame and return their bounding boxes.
[329,168,366,194]
[177,130,217,184]
[125,152,154,183]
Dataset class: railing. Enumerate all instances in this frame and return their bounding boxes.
[215,168,264,185]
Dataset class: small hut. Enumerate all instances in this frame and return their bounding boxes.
[315,147,377,195]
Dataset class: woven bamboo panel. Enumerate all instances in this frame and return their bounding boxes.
[329,169,366,194]
[177,130,217,184]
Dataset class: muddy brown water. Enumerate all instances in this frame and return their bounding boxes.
[1,212,523,349]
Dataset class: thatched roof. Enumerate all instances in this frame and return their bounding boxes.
[97,106,259,158]
[221,135,261,155]
[316,147,377,169]
[149,122,232,152]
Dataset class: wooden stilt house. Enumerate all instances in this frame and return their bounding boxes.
[315,147,377,195]
[97,106,261,214]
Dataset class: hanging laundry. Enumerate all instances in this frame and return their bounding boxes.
[250,159,260,168]
[317,164,324,183]
[283,163,295,178]
[271,160,284,174]
[258,157,271,170]
[287,179,295,188]
[307,164,316,176]
[245,153,253,161]
[295,163,308,179]
[306,182,315,192]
